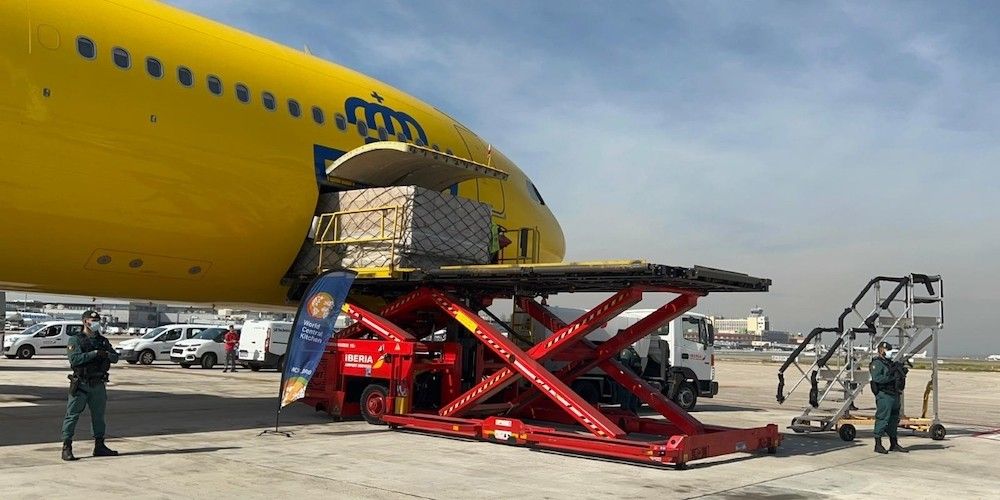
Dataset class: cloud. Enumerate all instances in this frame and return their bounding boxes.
[145,1,1000,354]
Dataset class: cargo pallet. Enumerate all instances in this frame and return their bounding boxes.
[301,262,781,468]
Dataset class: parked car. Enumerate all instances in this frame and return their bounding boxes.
[3,321,84,359]
[115,324,215,365]
[170,326,240,369]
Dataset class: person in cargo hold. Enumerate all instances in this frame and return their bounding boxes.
[223,325,239,372]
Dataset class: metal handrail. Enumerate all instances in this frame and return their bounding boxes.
[315,205,402,274]
[498,226,541,264]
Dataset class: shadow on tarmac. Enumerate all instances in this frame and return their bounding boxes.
[0,383,334,447]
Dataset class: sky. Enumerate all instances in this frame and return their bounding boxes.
[15,1,1000,355]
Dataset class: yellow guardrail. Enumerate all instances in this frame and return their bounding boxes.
[315,205,403,278]
[498,226,541,265]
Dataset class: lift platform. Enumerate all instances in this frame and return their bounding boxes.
[301,261,780,468]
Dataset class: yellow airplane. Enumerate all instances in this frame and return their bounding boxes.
[0,0,565,307]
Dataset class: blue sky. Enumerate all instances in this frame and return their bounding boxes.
[74,2,1000,353]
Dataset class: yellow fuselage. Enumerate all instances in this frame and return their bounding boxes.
[0,0,565,307]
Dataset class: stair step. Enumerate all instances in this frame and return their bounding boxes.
[913,296,941,304]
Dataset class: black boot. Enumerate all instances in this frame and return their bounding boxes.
[889,436,909,453]
[874,437,888,454]
[61,440,78,461]
[93,438,119,457]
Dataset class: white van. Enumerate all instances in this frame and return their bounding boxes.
[115,324,216,365]
[237,320,294,371]
[3,321,84,359]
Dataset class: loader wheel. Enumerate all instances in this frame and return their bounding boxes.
[361,383,389,426]
[930,423,946,441]
[838,424,856,442]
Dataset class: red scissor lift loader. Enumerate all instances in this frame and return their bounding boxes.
[302,262,781,468]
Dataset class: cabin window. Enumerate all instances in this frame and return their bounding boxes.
[334,113,347,131]
[288,99,301,117]
[235,83,250,103]
[262,92,276,111]
[357,120,368,137]
[112,47,131,69]
[446,149,454,156]
[207,75,223,96]
[414,137,426,147]
[312,106,325,125]
[377,127,388,141]
[145,57,163,78]
[397,131,408,143]
[432,144,441,152]
[76,36,96,60]
[177,66,193,87]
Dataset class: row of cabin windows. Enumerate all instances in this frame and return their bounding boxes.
[74,35,445,151]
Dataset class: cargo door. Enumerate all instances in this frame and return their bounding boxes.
[454,125,505,216]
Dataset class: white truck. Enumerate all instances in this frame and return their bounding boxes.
[237,320,294,371]
[115,324,216,365]
[3,321,84,359]
[536,308,717,411]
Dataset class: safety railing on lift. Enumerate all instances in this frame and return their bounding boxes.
[498,226,541,264]
[314,205,403,278]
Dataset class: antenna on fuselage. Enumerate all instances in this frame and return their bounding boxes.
[303,44,312,55]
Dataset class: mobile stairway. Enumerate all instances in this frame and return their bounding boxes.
[775,274,946,441]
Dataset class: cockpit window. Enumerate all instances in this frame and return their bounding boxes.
[526,180,546,205]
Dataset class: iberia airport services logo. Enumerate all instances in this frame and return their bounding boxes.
[306,292,335,320]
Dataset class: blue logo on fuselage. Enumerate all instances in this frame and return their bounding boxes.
[344,97,428,146]
[312,97,430,183]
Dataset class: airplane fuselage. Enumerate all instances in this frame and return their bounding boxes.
[0,0,565,307]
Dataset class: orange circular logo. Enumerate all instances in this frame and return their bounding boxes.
[306,292,335,320]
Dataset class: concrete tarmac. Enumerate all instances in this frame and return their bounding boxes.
[1,354,998,499]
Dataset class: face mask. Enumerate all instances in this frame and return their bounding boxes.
[89,322,103,334]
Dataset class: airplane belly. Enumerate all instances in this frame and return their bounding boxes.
[0,117,316,306]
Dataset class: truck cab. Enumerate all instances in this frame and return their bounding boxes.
[629,312,717,410]
[533,308,717,411]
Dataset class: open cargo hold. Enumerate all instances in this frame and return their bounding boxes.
[287,186,493,277]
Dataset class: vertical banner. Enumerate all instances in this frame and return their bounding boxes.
[280,270,356,407]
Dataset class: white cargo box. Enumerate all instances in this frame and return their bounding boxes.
[288,185,493,274]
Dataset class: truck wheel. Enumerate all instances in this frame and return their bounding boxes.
[360,383,389,426]
[250,365,261,372]
[201,353,217,369]
[571,380,601,404]
[673,383,698,411]
[139,350,155,365]
[17,345,34,359]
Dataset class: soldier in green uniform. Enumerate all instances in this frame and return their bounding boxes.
[61,310,120,461]
[870,341,908,454]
